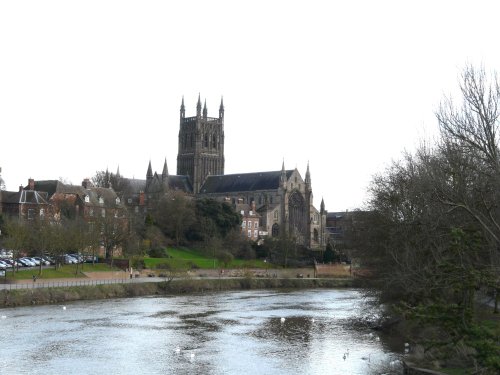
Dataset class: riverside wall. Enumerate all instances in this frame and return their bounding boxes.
[0,277,355,308]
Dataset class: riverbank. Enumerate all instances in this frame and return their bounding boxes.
[0,276,355,308]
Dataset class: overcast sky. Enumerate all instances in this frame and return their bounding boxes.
[1,1,499,212]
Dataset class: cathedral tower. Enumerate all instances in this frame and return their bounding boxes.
[177,95,225,193]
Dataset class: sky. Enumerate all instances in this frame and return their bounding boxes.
[1,0,500,212]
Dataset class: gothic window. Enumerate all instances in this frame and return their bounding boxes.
[272,223,280,237]
[314,229,319,242]
[288,191,306,243]
[204,134,209,148]
[212,134,217,149]
[274,211,279,220]
[190,134,194,147]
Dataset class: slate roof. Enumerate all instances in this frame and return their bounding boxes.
[200,170,294,194]
[167,175,193,192]
[120,175,192,194]
[33,180,122,207]
[1,190,49,204]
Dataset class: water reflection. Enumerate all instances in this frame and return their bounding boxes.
[0,289,402,375]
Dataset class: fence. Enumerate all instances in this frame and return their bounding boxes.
[0,277,147,291]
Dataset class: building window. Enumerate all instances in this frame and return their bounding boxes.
[85,195,90,203]
[101,209,105,218]
[274,211,278,220]
[116,197,120,204]
[27,209,35,220]
[242,221,246,228]
[99,197,104,204]
[247,230,252,238]
[128,198,132,204]
[254,230,258,238]
[254,221,258,229]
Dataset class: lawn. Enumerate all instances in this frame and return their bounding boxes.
[5,263,120,280]
[143,247,270,270]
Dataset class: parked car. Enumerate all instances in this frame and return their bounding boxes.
[19,258,36,267]
[64,255,78,264]
[33,257,50,266]
[27,257,40,266]
[69,254,84,263]
[42,256,55,265]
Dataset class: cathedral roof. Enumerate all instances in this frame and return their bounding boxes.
[200,170,294,194]
[167,175,193,192]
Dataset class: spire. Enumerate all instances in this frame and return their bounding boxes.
[203,99,207,119]
[196,93,202,117]
[280,159,287,187]
[219,96,224,119]
[105,167,110,188]
[180,96,185,119]
[146,160,153,179]
[305,161,311,185]
[320,197,325,214]
[162,158,169,179]
[116,165,120,178]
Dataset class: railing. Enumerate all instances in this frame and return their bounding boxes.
[0,277,147,290]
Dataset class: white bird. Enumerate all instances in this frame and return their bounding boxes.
[280,317,285,323]
[62,306,66,310]
[175,346,180,354]
[190,352,195,361]
[1,315,6,319]
[311,318,315,323]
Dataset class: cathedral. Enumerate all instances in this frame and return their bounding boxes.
[119,96,327,250]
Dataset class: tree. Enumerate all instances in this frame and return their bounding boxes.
[323,243,335,263]
[153,191,195,246]
[189,199,241,242]
[352,65,500,371]
[96,214,129,266]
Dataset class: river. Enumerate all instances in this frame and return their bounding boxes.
[0,289,403,374]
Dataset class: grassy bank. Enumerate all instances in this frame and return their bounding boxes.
[0,277,354,308]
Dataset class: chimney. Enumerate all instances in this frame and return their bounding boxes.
[19,185,23,192]
[139,191,145,206]
[28,178,35,191]
[82,178,91,189]
[251,200,256,212]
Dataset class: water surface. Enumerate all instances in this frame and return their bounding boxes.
[0,289,402,374]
